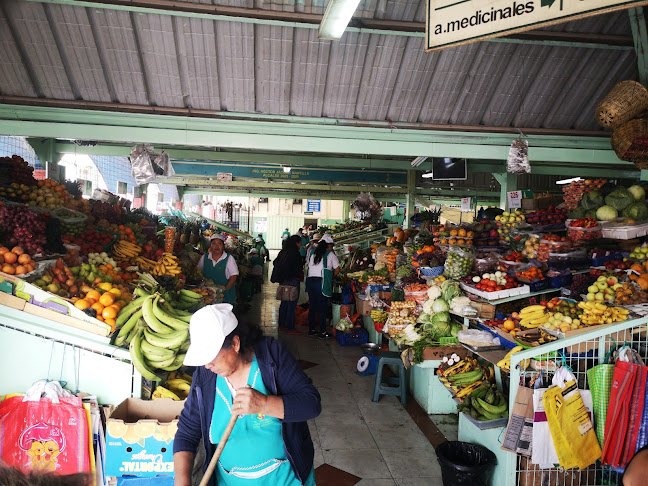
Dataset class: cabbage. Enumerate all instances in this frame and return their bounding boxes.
[441,280,461,302]
[605,187,634,211]
[596,205,618,221]
[430,319,451,336]
[628,185,646,201]
[432,299,449,313]
[431,311,450,323]
[417,312,434,324]
[569,207,586,219]
[585,209,598,220]
[450,322,463,337]
[581,190,603,210]
[622,201,648,220]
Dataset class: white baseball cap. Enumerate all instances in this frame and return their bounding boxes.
[209,234,225,241]
[321,234,334,244]
[183,304,239,366]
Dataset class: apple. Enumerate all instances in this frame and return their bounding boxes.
[597,276,607,282]
[607,277,618,286]
[596,281,608,291]
[573,319,580,326]
[595,293,605,301]
[612,283,623,290]
[588,285,599,294]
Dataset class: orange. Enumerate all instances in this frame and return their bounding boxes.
[91,302,105,314]
[11,246,24,256]
[86,289,101,302]
[14,265,26,275]
[3,253,16,264]
[102,307,118,320]
[104,318,116,331]
[74,299,91,310]
[0,247,8,255]
[1,264,15,275]
[99,292,116,307]
[17,254,31,265]
[95,315,105,322]
[98,282,113,292]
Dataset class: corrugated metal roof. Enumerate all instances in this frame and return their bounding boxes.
[0,0,639,132]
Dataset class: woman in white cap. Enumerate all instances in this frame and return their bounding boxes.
[173,304,321,486]
[305,234,339,339]
[198,235,239,304]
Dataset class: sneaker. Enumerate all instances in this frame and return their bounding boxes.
[287,329,302,335]
[308,330,318,337]
[317,332,332,339]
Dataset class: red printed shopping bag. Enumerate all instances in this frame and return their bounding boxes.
[0,394,92,475]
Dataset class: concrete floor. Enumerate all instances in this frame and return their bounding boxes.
[238,257,458,485]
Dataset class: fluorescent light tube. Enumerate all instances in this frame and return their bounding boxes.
[283,166,291,173]
[411,156,428,168]
[318,0,362,40]
[422,172,434,178]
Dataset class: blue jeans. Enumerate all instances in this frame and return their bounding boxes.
[278,280,300,330]
[306,277,329,333]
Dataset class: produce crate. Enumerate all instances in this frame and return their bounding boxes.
[336,327,369,346]
[516,277,550,293]
[590,252,624,267]
[460,282,530,301]
[354,295,372,316]
[469,301,496,319]
[419,266,444,277]
[369,284,393,291]
[521,196,557,211]
[550,273,573,288]
[460,410,508,430]
[600,222,648,239]
[421,344,468,361]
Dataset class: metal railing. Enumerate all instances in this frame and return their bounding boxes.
[504,316,648,486]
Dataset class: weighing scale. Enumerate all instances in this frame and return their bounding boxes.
[356,343,381,376]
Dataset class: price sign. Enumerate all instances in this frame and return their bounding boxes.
[461,197,471,212]
[507,191,522,210]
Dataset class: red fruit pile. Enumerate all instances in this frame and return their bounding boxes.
[63,229,114,255]
[503,251,524,262]
[475,275,517,292]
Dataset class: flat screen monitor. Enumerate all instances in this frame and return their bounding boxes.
[431,157,467,180]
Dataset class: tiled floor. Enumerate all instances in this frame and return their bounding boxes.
[238,259,458,485]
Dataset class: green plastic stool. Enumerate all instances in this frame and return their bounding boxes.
[372,351,407,406]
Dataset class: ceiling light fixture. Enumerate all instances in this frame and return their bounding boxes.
[556,177,581,185]
[283,166,292,173]
[422,171,434,179]
[318,0,362,40]
[411,156,428,168]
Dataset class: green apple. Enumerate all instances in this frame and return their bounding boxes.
[612,283,623,290]
[596,281,608,291]
[595,293,605,301]
[587,293,596,301]
[588,285,599,294]
[573,319,580,326]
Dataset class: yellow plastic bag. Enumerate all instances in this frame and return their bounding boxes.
[543,378,602,470]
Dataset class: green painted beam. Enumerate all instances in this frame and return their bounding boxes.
[0,105,620,163]
[22,0,635,50]
[169,179,406,192]
[629,7,648,86]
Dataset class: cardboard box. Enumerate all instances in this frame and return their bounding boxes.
[469,301,496,319]
[521,196,557,211]
[0,271,110,335]
[421,345,470,361]
[355,294,372,315]
[106,398,186,478]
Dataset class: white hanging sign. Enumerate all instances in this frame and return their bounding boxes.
[507,191,522,209]
[461,197,472,212]
[426,0,648,51]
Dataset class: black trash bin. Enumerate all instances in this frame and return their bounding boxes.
[436,441,497,486]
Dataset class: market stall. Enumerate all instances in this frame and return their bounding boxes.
[330,181,648,485]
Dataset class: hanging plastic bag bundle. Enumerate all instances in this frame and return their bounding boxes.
[507,137,531,174]
[586,347,618,447]
[602,347,648,470]
[542,367,601,470]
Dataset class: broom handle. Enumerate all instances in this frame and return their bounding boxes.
[198,412,239,486]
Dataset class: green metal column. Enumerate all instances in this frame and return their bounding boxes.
[404,171,416,229]
[29,138,62,181]
[629,7,648,86]
[342,200,351,220]
[494,173,518,210]
[641,170,648,181]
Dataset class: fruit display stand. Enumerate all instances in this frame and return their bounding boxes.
[0,304,143,406]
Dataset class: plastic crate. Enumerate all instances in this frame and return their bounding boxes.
[419,266,444,277]
[369,284,393,292]
[336,327,369,346]
[589,252,626,267]
[517,278,550,292]
[550,273,573,288]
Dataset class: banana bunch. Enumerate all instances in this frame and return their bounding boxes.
[370,310,388,323]
[438,357,494,399]
[439,356,479,378]
[113,287,200,381]
[457,383,508,421]
[577,301,630,326]
[151,253,182,277]
[496,345,530,372]
[152,385,182,400]
[136,256,158,272]
[518,305,548,328]
[164,288,204,311]
[163,371,193,400]
[113,240,142,260]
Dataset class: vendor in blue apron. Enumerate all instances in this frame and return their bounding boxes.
[198,235,239,304]
[173,304,321,486]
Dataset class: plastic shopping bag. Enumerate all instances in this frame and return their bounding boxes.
[602,360,648,469]
[0,385,93,475]
[586,361,615,447]
[542,368,601,470]
[532,387,556,467]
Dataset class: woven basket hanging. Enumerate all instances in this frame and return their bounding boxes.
[611,117,648,168]
[595,80,648,128]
